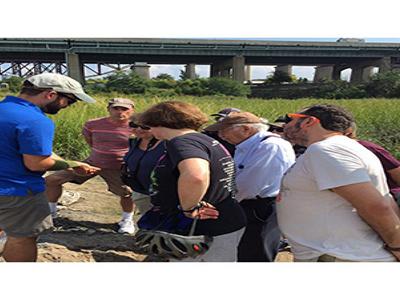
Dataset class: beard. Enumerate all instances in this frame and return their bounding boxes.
[41,101,63,115]
[283,121,308,146]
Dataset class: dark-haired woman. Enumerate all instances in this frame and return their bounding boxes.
[122,115,165,218]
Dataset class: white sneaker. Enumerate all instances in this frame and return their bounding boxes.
[0,232,7,256]
[118,219,138,234]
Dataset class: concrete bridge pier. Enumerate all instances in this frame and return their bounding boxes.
[332,65,344,80]
[350,65,375,83]
[350,66,363,83]
[131,62,150,79]
[362,66,375,82]
[313,65,333,82]
[378,57,391,73]
[275,65,292,77]
[232,56,245,82]
[210,62,226,78]
[210,56,245,82]
[66,52,84,84]
[245,65,251,82]
[185,63,196,79]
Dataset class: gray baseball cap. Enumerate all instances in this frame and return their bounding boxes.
[26,73,96,103]
[108,98,135,109]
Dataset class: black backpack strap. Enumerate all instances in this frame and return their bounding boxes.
[260,133,281,142]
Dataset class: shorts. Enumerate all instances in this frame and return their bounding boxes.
[0,192,53,237]
[46,168,132,198]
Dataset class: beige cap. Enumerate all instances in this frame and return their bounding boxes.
[108,98,135,109]
[204,112,264,131]
[26,73,95,103]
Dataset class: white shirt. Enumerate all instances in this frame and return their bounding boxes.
[276,135,395,261]
[234,131,295,201]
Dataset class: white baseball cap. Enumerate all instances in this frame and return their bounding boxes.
[26,73,95,103]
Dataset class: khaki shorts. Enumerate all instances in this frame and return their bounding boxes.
[0,192,53,237]
[46,168,132,198]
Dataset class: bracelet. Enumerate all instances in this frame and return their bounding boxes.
[178,203,203,213]
[384,244,400,251]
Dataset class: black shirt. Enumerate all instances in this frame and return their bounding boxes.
[150,132,246,236]
[203,130,236,156]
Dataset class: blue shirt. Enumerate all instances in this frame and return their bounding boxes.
[124,139,166,195]
[234,131,296,200]
[0,96,55,196]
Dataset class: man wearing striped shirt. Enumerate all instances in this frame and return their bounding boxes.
[45,98,137,234]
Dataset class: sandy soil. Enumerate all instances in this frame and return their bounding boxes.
[1,176,292,262]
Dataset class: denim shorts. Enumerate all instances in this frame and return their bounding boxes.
[0,192,53,237]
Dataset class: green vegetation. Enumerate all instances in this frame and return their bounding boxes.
[27,94,400,160]
[257,71,400,99]
[1,72,399,160]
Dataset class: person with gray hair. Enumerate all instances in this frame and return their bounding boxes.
[204,111,296,261]
[45,97,137,234]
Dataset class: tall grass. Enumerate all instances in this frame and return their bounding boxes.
[1,91,399,159]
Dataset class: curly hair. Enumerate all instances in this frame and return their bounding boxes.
[139,101,209,130]
[300,104,355,132]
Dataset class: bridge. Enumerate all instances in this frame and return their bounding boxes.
[1,38,400,84]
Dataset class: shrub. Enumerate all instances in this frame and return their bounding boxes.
[364,71,400,98]
[154,73,175,81]
[206,77,250,97]
[1,76,24,93]
[151,78,177,89]
[314,80,367,99]
[105,71,150,94]
[175,79,208,96]
[264,70,296,84]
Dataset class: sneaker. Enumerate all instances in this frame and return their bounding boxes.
[0,232,7,256]
[118,219,138,234]
[51,210,59,219]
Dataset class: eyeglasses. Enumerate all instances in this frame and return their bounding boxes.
[129,122,151,130]
[286,113,320,123]
[58,92,78,105]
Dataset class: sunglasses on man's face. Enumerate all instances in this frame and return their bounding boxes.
[284,113,320,123]
[58,93,78,105]
[129,122,151,130]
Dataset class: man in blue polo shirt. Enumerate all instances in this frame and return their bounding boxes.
[0,73,97,262]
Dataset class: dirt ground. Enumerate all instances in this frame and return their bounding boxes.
[1,176,293,262]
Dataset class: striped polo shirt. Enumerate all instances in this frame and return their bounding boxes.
[82,117,133,169]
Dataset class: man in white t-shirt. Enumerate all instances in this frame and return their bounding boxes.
[276,104,400,262]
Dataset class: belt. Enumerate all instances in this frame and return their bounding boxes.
[240,196,276,209]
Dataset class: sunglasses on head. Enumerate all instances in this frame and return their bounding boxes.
[284,113,320,123]
[129,122,151,130]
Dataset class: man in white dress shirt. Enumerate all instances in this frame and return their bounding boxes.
[204,112,296,261]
